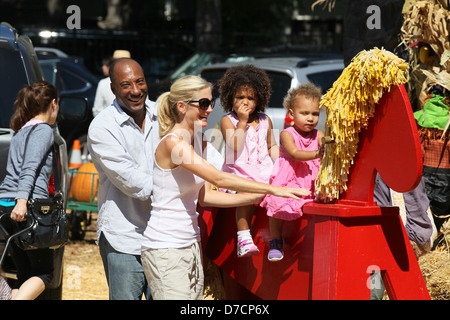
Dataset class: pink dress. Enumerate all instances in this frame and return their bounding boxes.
[221,112,273,189]
[260,127,320,220]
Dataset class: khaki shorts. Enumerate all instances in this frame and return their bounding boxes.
[142,242,204,300]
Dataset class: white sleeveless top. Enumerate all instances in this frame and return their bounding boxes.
[142,132,205,249]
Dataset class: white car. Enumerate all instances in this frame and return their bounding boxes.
[199,56,344,152]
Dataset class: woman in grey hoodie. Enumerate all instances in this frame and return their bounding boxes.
[0,81,59,300]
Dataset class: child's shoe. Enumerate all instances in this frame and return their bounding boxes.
[268,239,284,262]
[237,238,260,258]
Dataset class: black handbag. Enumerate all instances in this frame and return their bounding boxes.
[14,192,68,250]
[0,206,34,265]
[12,124,69,250]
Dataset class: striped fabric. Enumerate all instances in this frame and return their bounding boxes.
[0,276,11,300]
[422,139,450,169]
[422,138,450,217]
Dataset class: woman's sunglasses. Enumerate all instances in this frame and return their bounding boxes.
[187,98,215,110]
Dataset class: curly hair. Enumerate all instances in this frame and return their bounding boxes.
[219,64,271,113]
[283,83,322,111]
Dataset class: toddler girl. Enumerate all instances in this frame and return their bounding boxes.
[219,65,279,258]
[260,83,324,261]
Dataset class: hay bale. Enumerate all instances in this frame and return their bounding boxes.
[203,258,226,300]
[419,249,450,300]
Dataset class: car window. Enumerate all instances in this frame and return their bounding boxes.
[200,68,227,98]
[307,69,343,94]
[201,68,292,109]
[172,54,255,82]
[40,61,66,90]
[41,63,56,85]
[0,48,29,127]
[266,71,292,108]
[57,67,87,91]
[171,53,221,80]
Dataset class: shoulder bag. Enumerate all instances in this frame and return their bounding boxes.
[13,123,69,250]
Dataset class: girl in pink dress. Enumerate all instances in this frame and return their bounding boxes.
[260,83,324,261]
[219,65,279,258]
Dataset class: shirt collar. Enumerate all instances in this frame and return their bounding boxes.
[112,98,155,125]
[112,99,158,138]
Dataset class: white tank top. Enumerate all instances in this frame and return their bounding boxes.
[142,133,205,249]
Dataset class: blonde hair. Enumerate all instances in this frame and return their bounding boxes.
[157,75,212,137]
[283,83,322,111]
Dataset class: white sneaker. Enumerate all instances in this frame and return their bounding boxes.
[237,238,260,258]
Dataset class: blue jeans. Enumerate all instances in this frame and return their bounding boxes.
[99,232,151,300]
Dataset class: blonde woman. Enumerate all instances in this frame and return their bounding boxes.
[141,75,310,300]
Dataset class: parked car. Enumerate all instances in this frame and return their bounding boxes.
[35,47,69,58]
[0,22,87,300]
[199,55,344,152]
[147,52,256,101]
[38,52,99,162]
[37,51,99,240]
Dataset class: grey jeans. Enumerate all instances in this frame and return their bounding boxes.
[373,174,433,245]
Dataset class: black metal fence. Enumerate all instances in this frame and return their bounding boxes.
[22,18,343,83]
[23,27,197,82]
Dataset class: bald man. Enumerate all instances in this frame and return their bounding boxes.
[87,58,159,300]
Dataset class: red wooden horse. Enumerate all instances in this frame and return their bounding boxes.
[200,85,430,300]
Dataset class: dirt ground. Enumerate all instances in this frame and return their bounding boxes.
[62,213,108,300]
[62,212,450,300]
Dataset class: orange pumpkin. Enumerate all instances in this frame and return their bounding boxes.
[71,162,99,202]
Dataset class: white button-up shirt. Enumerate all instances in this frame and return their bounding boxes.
[87,99,159,255]
[92,77,115,117]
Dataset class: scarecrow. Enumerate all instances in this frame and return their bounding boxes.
[401,0,450,240]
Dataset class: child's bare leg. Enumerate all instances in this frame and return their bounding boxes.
[269,217,284,240]
[236,205,259,257]
[236,205,254,231]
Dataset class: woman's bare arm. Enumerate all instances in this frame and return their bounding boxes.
[162,136,310,202]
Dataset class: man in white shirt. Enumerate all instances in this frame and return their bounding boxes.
[92,76,115,117]
[87,58,159,300]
